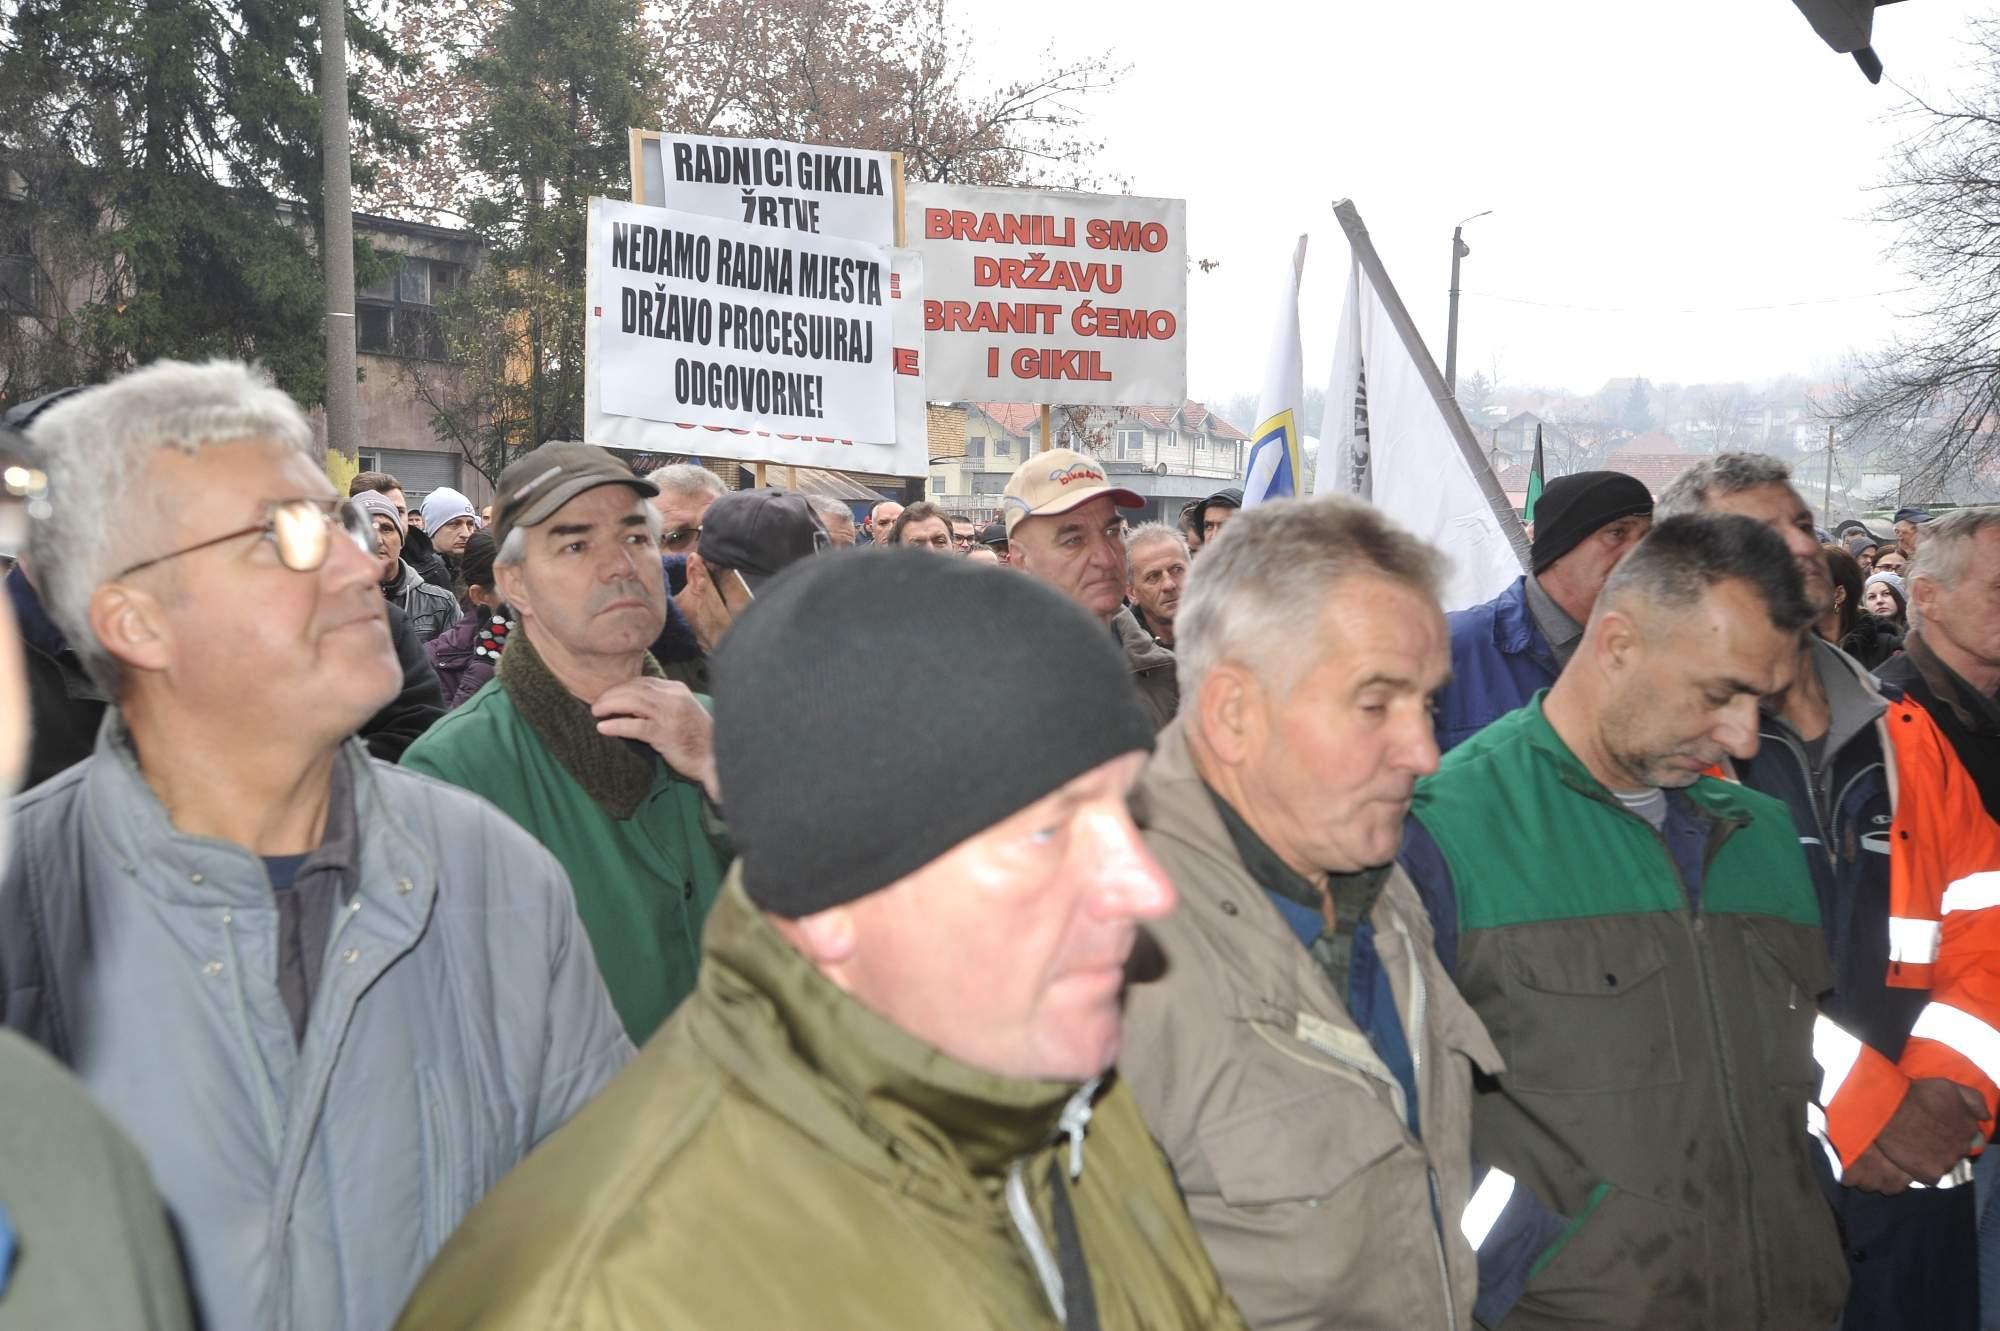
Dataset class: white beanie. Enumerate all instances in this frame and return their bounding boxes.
[421,486,476,532]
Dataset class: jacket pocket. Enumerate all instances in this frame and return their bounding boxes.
[1512,1183,1710,1330]
[418,1067,466,1256]
[1497,924,1681,1094]
[1200,1079,1409,1207]
[1741,918,1826,1093]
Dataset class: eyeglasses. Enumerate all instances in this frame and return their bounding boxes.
[116,498,374,579]
[660,525,701,552]
[0,441,50,558]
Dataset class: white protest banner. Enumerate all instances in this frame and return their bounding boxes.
[634,132,897,246]
[907,183,1186,405]
[585,197,898,461]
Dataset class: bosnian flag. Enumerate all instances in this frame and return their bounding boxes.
[1242,235,1307,508]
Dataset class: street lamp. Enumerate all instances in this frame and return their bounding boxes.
[1445,209,1492,395]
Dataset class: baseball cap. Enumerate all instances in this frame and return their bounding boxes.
[1188,486,1244,532]
[1894,507,1933,525]
[697,489,829,593]
[492,442,658,551]
[1000,448,1143,537]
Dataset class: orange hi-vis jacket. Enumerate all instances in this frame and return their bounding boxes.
[1803,685,2000,1171]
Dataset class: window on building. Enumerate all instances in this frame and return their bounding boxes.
[357,256,460,361]
[0,253,32,315]
[1116,428,1144,459]
[966,433,985,459]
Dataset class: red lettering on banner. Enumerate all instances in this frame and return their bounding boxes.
[893,347,918,375]
[1084,219,1170,253]
[924,209,1077,247]
[1010,348,1112,382]
[923,299,1061,335]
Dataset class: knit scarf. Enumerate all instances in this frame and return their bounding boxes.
[498,631,665,818]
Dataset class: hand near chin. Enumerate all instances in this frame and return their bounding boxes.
[592,677,720,802]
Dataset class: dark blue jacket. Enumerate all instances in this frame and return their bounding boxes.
[1434,576,1559,753]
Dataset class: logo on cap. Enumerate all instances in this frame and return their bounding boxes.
[1049,462,1105,486]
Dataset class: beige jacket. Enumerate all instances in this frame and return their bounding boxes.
[1121,720,1502,1331]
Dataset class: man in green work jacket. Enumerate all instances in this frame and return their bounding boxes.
[403,442,731,1042]
[1399,513,1849,1329]
[394,550,1247,1331]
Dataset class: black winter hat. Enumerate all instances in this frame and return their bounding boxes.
[697,489,828,593]
[713,549,1154,917]
[1530,471,1654,573]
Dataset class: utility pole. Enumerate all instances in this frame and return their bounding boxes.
[319,0,358,458]
[1823,420,1836,527]
[1444,210,1491,394]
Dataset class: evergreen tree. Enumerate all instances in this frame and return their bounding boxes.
[0,0,411,408]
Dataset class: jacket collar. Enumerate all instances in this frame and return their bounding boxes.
[1764,636,1886,761]
[689,875,1087,1196]
[1905,630,2000,733]
[8,563,70,660]
[1490,575,1549,657]
[1509,691,1772,824]
[497,630,667,818]
[79,710,439,931]
[1112,606,1174,675]
[380,559,419,598]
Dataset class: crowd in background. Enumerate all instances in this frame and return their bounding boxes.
[1,359,1999,1331]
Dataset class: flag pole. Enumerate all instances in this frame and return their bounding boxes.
[1330,199,1529,569]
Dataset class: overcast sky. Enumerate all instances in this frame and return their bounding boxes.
[961,0,1986,409]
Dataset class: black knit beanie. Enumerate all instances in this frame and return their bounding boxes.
[713,548,1155,918]
[1530,471,1655,573]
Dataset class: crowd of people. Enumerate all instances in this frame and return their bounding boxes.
[1,357,1999,1331]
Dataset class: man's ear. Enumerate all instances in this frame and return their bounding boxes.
[495,560,531,618]
[89,582,172,677]
[1592,606,1643,678]
[1195,662,1262,769]
[771,904,859,989]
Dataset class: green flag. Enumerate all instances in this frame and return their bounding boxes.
[1524,424,1546,523]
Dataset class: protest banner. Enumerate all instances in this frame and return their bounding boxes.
[907,183,1187,407]
[611,130,926,478]
[585,197,919,471]
[629,131,900,246]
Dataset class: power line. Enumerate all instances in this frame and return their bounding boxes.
[1461,286,1918,315]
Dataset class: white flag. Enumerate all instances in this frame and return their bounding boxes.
[1242,236,1307,508]
[1316,229,1525,611]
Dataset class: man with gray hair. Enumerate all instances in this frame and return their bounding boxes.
[1658,454,2000,1331]
[403,441,731,1043]
[1120,495,1502,1330]
[1401,513,1848,1328]
[1124,522,1188,648]
[1880,507,2000,819]
[0,360,632,1331]
[648,462,727,556]
[804,493,857,546]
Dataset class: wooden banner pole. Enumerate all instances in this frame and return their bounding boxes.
[1040,404,1052,452]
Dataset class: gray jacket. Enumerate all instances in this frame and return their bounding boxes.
[0,718,633,1331]
[385,558,463,644]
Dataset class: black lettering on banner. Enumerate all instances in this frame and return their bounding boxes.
[671,358,829,419]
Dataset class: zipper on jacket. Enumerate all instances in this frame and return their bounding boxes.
[1401,935,1459,1331]
[1006,1160,1067,1326]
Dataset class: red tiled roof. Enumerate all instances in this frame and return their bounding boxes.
[969,403,1039,438]
[1603,453,1696,498]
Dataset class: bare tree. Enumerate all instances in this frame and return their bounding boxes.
[1841,16,2000,492]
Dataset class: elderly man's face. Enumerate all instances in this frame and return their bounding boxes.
[652,487,716,555]
[1126,539,1187,632]
[1232,578,1448,872]
[1917,526,2000,669]
[433,514,476,556]
[1010,494,1129,620]
[498,485,665,661]
[819,510,857,547]
[1704,482,1832,615]
[115,441,399,742]
[1897,519,1923,557]
[369,513,404,584]
[866,501,903,540]
[827,751,1173,1081]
